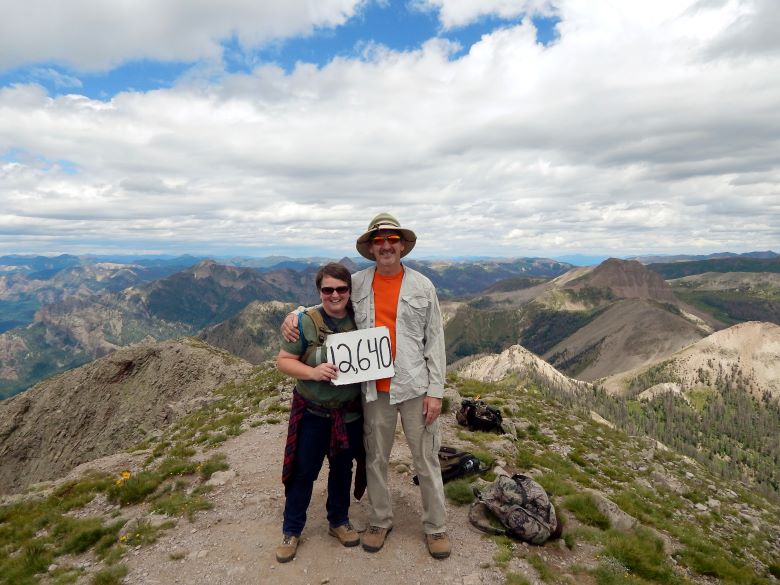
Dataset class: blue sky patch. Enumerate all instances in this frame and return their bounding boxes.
[0,4,560,99]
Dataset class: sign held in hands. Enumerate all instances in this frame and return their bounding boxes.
[325,326,394,385]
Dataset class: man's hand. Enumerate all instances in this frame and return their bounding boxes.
[423,396,442,426]
[281,312,300,343]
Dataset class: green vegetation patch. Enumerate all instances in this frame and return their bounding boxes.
[602,528,682,584]
[562,494,611,530]
[444,478,476,505]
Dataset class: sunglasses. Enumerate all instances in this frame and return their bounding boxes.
[320,286,350,295]
[371,234,402,245]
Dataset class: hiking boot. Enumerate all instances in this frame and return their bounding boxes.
[328,523,359,547]
[426,532,451,559]
[275,534,299,563]
[361,525,392,552]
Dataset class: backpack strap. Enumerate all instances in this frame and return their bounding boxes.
[300,307,333,364]
[468,502,507,536]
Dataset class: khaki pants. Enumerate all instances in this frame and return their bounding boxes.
[363,392,447,533]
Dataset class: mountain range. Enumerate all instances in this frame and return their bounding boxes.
[0,255,575,397]
[1,250,779,584]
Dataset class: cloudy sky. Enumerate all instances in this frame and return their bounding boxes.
[1,0,778,260]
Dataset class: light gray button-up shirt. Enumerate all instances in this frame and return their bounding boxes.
[350,265,446,404]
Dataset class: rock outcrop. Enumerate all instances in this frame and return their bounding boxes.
[458,344,590,394]
[0,338,253,494]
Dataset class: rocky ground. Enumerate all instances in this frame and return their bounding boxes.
[119,417,564,585]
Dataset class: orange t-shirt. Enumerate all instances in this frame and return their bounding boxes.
[373,269,403,392]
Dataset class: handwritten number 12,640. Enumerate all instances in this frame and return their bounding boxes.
[329,336,392,374]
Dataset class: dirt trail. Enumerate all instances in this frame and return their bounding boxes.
[122,419,511,585]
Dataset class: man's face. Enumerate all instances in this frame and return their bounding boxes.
[369,229,405,271]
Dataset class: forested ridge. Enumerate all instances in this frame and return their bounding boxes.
[533,372,780,502]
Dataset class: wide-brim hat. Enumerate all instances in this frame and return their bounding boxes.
[356,212,417,260]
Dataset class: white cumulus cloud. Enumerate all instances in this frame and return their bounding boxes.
[0,0,366,71]
[0,0,778,257]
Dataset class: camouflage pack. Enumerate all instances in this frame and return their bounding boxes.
[469,474,560,544]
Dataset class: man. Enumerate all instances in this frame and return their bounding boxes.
[283,212,450,559]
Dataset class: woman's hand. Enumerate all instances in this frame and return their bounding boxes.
[309,362,338,382]
[281,312,300,342]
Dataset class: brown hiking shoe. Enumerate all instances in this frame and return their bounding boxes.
[275,534,299,563]
[361,525,392,552]
[426,532,451,559]
[328,523,359,547]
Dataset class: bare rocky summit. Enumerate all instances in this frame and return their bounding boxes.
[459,344,590,393]
[0,338,253,494]
[603,321,780,399]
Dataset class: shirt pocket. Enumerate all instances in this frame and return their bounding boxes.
[399,295,428,338]
[352,293,370,328]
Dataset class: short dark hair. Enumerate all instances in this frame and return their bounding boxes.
[315,262,352,290]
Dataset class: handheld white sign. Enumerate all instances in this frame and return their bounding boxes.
[325,326,394,385]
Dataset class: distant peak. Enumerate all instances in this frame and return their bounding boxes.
[570,257,674,301]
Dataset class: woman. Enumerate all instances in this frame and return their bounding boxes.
[275,262,363,563]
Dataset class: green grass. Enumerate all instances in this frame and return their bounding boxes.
[90,564,128,585]
[470,448,497,469]
[199,453,230,480]
[562,494,611,530]
[446,375,780,585]
[121,518,175,547]
[0,366,290,585]
[157,457,199,478]
[590,560,650,585]
[504,573,532,585]
[443,478,476,505]
[537,473,575,497]
[55,517,124,555]
[526,552,556,583]
[611,487,676,530]
[106,470,162,505]
[602,528,683,584]
[675,534,766,584]
[152,486,213,521]
[493,534,514,566]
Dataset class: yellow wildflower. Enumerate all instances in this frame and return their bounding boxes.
[121,470,132,480]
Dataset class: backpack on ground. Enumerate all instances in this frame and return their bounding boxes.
[469,474,561,544]
[456,398,503,433]
[412,446,482,485]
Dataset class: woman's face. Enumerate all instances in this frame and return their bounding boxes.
[319,275,350,317]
